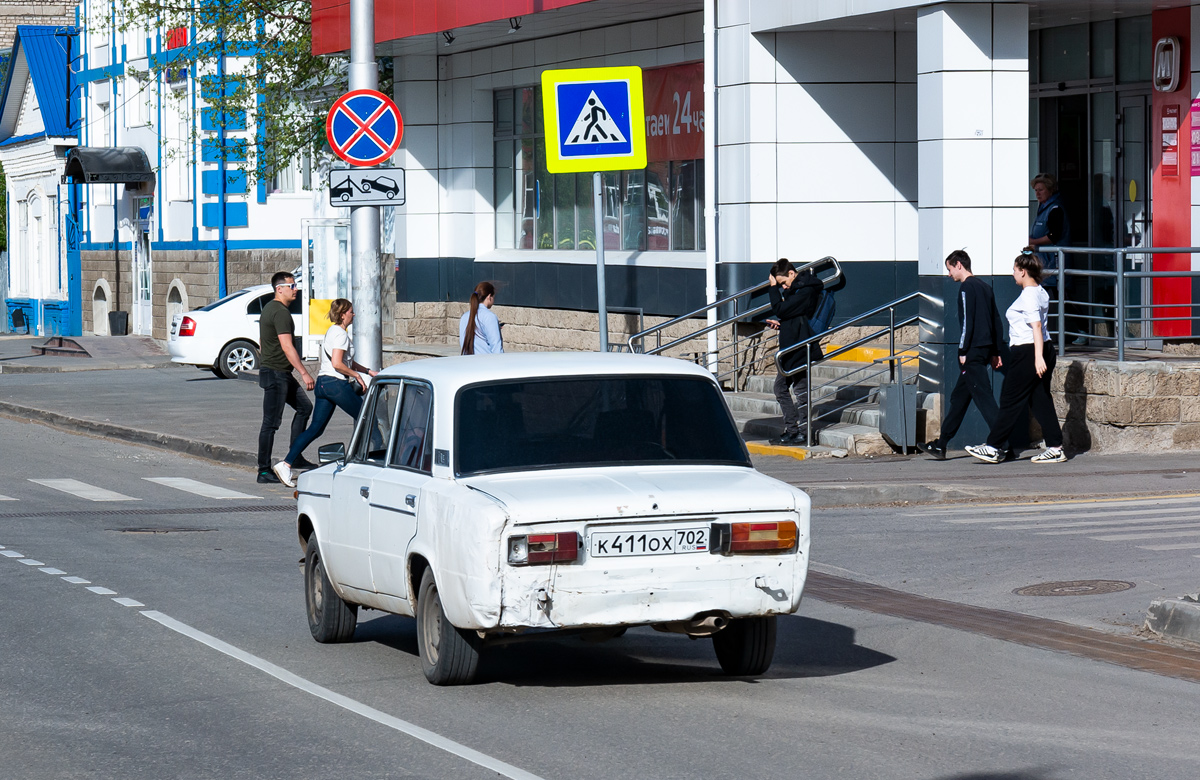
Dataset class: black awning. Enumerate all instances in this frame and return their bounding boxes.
[62,147,155,184]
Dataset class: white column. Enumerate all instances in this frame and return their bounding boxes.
[918,3,1028,277]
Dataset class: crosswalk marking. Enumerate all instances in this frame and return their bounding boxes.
[1138,542,1200,551]
[945,505,1200,524]
[0,494,15,501]
[29,479,139,502]
[915,493,1200,518]
[1090,529,1200,542]
[995,514,1200,530]
[142,478,261,501]
[1035,522,1200,536]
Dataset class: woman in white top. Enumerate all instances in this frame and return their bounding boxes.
[967,250,1065,464]
[274,299,378,486]
[459,281,503,355]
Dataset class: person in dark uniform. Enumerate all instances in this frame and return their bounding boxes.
[764,258,823,446]
[919,250,1002,460]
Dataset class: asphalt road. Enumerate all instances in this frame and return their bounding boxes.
[2,416,1199,780]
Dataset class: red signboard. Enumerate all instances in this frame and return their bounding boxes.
[643,63,704,163]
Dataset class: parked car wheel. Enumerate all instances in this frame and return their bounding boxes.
[216,340,259,379]
[305,536,358,643]
[416,568,481,685]
[712,615,776,676]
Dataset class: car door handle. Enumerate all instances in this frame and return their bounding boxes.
[359,486,370,499]
[405,494,416,508]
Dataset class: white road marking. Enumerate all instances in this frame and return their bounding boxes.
[112,597,144,607]
[1090,529,1200,542]
[86,586,117,595]
[29,479,139,502]
[989,511,1200,530]
[1036,522,1200,536]
[0,494,16,501]
[948,505,1200,525]
[1,550,24,558]
[39,567,66,575]
[18,559,45,566]
[140,610,545,780]
[919,494,1200,518]
[62,576,90,584]
[1137,542,1200,551]
[143,478,261,501]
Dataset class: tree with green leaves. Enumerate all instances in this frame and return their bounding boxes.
[98,0,390,183]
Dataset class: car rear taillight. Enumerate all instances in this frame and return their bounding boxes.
[507,532,579,565]
[709,521,797,554]
[178,316,197,336]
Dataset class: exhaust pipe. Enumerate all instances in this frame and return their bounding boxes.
[653,613,730,637]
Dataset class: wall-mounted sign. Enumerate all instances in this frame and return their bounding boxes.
[1191,99,1200,177]
[1162,104,1180,177]
[1154,36,1181,92]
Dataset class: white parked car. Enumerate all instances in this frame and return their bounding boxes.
[295,353,811,685]
[168,285,303,378]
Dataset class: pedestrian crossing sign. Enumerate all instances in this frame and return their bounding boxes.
[542,66,646,174]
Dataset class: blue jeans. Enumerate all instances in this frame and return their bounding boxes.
[285,375,363,465]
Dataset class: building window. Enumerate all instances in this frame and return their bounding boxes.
[93,101,112,205]
[269,149,313,194]
[126,76,151,127]
[170,119,193,201]
[493,86,704,252]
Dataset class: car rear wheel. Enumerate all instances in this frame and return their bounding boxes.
[305,536,357,643]
[216,340,258,379]
[416,568,481,685]
[712,616,776,676]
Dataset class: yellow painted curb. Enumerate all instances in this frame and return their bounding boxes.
[746,442,808,460]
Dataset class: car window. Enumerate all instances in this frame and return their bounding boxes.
[351,382,401,465]
[198,290,251,312]
[388,382,433,473]
[246,293,273,315]
[456,375,751,476]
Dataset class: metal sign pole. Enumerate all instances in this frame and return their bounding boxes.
[349,0,382,370]
[593,171,608,352]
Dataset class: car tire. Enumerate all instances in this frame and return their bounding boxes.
[305,536,358,643]
[416,568,481,685]
[712,616,776,676]
[216,340,258,379]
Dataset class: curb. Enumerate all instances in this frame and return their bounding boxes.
[746,442,810,460]
[1145,596,1200,645]
[0,400,257,470]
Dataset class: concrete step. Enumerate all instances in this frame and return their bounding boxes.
[740,362,918,395]
[733,411,896,457]
[31,337,89,358]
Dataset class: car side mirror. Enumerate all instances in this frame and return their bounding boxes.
[318,443,346,465]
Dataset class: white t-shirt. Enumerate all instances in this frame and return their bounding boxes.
[1006,285,1050,346]
[319,324,353,379]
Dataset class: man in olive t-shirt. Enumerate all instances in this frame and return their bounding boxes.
[256,271,314,483]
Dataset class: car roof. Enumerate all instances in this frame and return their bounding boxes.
[376,352,716,394]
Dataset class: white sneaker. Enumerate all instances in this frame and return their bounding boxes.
[1031,447,1066,463]
[272,461,295,487]
[966,444,1002,464]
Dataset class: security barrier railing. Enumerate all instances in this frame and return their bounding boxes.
[1048,246,1200,361]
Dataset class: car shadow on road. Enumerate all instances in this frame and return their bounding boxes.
[350,613,893,687]
[929,771,1058,780]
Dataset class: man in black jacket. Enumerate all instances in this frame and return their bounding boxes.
[765,258,823,446]
[919,250,1003,459]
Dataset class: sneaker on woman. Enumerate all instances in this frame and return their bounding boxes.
[1031,446,1066,463]
[966,444,1003,463]
[272,461,295,487]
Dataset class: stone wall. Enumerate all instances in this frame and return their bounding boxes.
[0,3,74,50]
[1052,359,1200,452]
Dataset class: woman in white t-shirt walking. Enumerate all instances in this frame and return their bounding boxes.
[273,299,378,486]
[966,250,1066,464]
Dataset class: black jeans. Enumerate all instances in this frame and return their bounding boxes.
[936,346,999,447]
[773,369,808,435]
[258,367,313,471]
[986,342,1062,450]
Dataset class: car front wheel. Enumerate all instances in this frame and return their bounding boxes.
[712,616,776,676]
[416,568,481,685]
[216,340,258,379]
[305,536,357,643]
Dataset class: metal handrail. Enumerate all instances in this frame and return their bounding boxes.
[1047,245,1200,360]
[628,255,843,355]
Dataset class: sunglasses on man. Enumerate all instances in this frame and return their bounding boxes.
[276,282,298,290]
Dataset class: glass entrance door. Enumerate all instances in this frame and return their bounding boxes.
[1117,94,1154,344]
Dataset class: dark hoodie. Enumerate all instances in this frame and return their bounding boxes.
[768,270,824,373]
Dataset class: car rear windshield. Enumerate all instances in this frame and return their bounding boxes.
[196,290,250,311]
[455,375,751,476]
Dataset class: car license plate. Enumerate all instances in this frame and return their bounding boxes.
[589,527,708,558]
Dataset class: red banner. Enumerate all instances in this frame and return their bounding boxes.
[643,63,704,163]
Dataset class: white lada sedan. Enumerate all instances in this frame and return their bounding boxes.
[295,353,811,685]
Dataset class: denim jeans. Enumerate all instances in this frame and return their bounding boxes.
[284,375,363,465]
[258,368,313,471]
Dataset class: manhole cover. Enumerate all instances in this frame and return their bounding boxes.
[111,527,216,534]
[1014,580,1135,597]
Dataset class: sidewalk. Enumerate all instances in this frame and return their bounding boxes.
[0,363,1197,505]
[0,335,174,373]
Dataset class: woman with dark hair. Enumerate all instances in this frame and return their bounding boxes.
[967,250,1065,465]
[459,281,503,355]
[273,298,378,486]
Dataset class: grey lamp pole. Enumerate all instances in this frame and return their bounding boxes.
[349,0,382,370]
